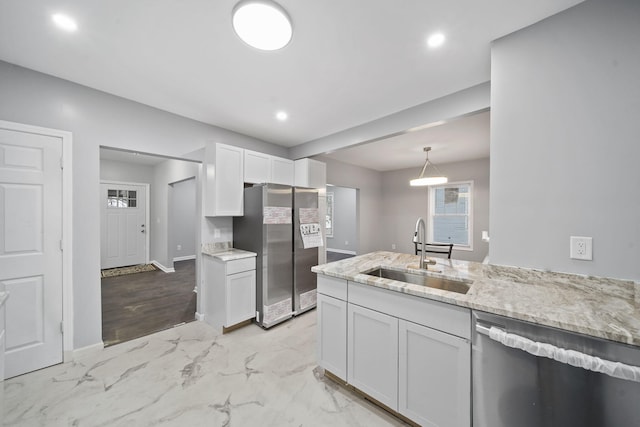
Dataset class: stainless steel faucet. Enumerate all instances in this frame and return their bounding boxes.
[414,217,435,269]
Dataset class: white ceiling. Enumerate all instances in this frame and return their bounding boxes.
[323,110,490,171]
[0,1,582,160]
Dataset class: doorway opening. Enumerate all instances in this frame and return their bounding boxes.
[99,147,199,346]
[325,185,359,262]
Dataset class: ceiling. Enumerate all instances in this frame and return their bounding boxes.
[0,0,582,164]
[323,110,490,171]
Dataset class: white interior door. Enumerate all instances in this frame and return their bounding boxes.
[0,127,63,379]
[100,183,147,269]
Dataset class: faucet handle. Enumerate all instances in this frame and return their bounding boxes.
[421,258,437,268]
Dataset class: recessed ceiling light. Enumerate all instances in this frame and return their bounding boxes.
[427,32,445,48]
[52,13,78,32]
[232,1,292,51]
[276,111,288,121]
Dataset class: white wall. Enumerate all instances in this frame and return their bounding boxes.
[490,0,640,280]
[326,186,358,253]
[381,158,490,262]
[316,156,382,255]
[0,61,284,349]
[171,178,197,260]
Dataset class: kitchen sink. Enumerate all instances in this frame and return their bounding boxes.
[365,267,471,294]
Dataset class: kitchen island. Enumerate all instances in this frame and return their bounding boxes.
[312,251,640,346]
[312,251,640,427]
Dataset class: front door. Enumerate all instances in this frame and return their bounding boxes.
[0,126,64,379]
[100,183,147,269]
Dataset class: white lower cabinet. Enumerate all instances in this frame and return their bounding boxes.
[204,255,256,330]
[225,270,257,326]
[398,319,470,427]
[317,293,347,381]
[316,275,471,426]
[348,303,399,410]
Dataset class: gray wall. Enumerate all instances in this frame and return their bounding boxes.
[317,156,382,255]
[490,0,640,280]
[0,61,284,349]
[100,159,154,184]
[326,186,358,253]
[151,159,199,269]
[381,158,490,262]
[171,178,197,260]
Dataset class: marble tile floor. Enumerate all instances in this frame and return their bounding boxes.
[2,311,408,427]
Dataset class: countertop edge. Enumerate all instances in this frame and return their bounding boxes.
[202,249,257,261]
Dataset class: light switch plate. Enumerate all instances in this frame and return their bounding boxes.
[570,236,592,260]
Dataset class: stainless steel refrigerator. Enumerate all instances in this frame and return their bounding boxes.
[233,184,321,329]
[234,184,294,328]
[292,187,319,315]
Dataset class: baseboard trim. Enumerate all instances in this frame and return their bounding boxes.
[195,312,205,321]
[65,342,104,362]
[173,255,196,262]
[326,248,357,255]
[151,260,175,273]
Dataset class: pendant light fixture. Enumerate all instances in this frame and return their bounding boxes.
[232,0,293,51]
[409,147,448,186]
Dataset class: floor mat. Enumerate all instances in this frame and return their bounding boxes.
[101,264,157,278]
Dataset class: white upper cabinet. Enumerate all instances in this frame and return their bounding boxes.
[270,157,294,185]
[244,150,271,184]
[295,158,326,189]
[244,150,294,186]
[205,143,244,217]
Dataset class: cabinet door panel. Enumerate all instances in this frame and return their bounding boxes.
[226,270,256,326]
[317,294,347,380]
[398,320,470,427]
[270,157,294,185]
[214,144,243,216]
[244,150,271,184]
[348,304,398,410]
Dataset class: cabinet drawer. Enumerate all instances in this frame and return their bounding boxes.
[227,257,256,275]
[317,275,347,300]
[349,282,470,339]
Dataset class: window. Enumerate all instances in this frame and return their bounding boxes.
[107,189,137,208]
[428,181,472,250]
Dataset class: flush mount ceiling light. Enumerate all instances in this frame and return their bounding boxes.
[275,111,288,121]
[410,147,448,186]
[427,32,445,48]
[232,0,292,51]
[52,13,78,32]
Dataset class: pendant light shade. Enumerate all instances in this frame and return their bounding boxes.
[409,147,448,186]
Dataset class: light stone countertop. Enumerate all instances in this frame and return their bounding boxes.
[202,244,256,262]
[312,251,640,347]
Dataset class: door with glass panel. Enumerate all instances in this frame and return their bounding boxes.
[100,183,147,269]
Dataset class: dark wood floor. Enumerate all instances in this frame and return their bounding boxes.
[101,259,197,346]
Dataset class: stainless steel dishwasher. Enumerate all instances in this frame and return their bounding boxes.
[472,310,640,427]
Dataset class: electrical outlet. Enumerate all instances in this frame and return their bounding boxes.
[177,244,182,251]
[570,236,592,260]
[345,240,349,246]
[391,243,396,250]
